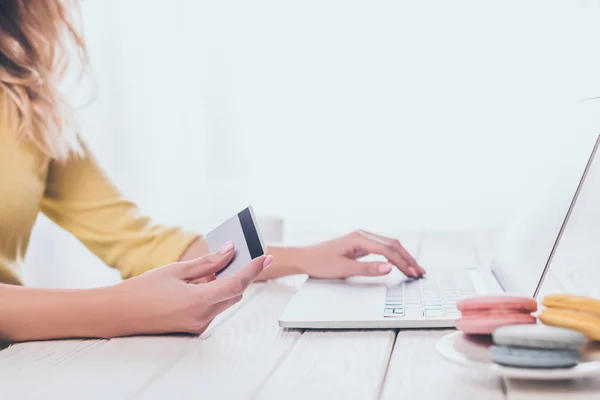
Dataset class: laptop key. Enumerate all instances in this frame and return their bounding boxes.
[385,269,478,319]
[386,296,403,301]
[404,308,423,319]
[424,310,446,317]
[386,303,404,308]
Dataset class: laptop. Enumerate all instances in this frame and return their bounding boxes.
[279,133,600,329]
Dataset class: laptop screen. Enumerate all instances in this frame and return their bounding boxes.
[492,131,600,298]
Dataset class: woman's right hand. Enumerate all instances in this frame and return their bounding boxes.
[113,242,272,336]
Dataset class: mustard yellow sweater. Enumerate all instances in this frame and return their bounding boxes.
[0,118,199,285]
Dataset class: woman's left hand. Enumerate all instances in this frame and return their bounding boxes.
[270,230,426,280]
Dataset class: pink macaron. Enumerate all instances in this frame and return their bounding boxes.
[455,295,538,335]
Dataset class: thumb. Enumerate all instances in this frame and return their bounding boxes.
[343,261,394,277]
[169,241,236,281]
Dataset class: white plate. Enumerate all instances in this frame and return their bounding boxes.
[436,331,600,380]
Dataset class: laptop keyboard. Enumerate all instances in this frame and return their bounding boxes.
[384,270,477,319]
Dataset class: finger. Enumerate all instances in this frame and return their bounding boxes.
[205,295,243,320]
[342,261,394,278]
[171,241,235,281]
[190,273,216,284]
[204,255,273,302]
[360,230,426,275]
[351,232,415,278]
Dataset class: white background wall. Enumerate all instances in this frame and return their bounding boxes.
[24,0,600,288]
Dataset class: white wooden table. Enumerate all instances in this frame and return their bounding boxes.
[2,230,599,399]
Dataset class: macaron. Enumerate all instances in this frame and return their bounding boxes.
[490,345,580,369]
[493,324,587,350]
[540,308,600,341]
[455,295,537,335]
[543,294,600,315]
[540,294,600,340]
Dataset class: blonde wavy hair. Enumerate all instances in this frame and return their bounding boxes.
[0,0,86,161]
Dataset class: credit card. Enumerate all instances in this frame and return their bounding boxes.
[205,206,267,278]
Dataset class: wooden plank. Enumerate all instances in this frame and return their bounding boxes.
[0,340,105,399]
[133,283,300,399]
[2,284,264,399]
[23,336,197,400]
[381,330,505,400]
[505,376,600,399]
[381,230,505,399]
[199,283,264,337]
[0,232,418,399]
[255,330,396,400]
[252,233,421,400]
[0,340,60,361]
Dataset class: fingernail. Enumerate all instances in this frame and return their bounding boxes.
[218,241,234,255]
[263,255,274,269]
[378,263,393,274]
[408,266,418,277]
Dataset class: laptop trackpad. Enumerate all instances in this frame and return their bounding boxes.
[280,280,386,323]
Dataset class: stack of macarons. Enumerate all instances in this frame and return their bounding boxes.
[455,295,538,335]
[490,324,586,369]
[540,294,600,341]
[454,294,593,369]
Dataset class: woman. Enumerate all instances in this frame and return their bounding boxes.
[0,0,425,343]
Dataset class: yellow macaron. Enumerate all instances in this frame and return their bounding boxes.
[540,308,600,340]
[543,294,600,316]
[540,294,600,341]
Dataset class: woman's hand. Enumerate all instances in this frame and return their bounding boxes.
[301,230,425,278]
[115,242,272,336]
[0,243,271,343]
[262,230,425,281]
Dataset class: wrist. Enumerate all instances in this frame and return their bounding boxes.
[51,285,132,340]
[45,284,142,340]
[92,283,153,338]
[258,246,309,280]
